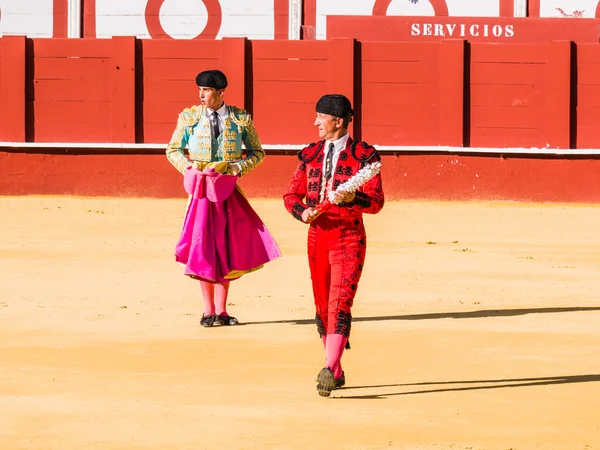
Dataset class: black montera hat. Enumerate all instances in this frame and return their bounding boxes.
[316,94,353,120]
[195,70,228,90]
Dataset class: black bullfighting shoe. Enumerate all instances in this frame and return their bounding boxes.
[216,314,239,326]
[316,367,336,397]
[334,371,345,389]
[200,314,216,327]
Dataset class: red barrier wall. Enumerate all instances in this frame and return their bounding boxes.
[3,37,600,202]
[2,150,600,203]
[2,36,600,148]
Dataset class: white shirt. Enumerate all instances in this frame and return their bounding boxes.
[205,102,227,131]
[322,133,350,179]
[319,133,350,201]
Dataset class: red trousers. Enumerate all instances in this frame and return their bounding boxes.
[307,213,367,338]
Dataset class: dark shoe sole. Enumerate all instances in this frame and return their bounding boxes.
[200,315,216,327]
[334,372,345,389]
[316,367,335,397]
[216,315,239,326]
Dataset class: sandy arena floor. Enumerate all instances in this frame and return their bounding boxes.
[1,196,599,450]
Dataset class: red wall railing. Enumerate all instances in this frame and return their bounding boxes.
[3,36,599,149]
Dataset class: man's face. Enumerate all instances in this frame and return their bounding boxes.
[198,86,224,110]
[314,113,342,140]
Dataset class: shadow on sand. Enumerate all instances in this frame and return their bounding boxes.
[332,374,600,399]
[241,306,600,326]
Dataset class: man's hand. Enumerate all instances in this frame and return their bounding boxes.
[302,207,320,223]
[228,162,241,176]
[330,190,356,204]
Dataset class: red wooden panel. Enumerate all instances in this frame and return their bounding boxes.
[143,101,195,124]
[255,122,316,144]
[472,106,543,129]
[253,60,329,82]
[0,36,26,142]
[33,58,111,79]
[141,40,222,59]
[361,42,440,62]
[143,59,221,81]
[252,101,315,124]
[438,39,464,147]
[274,0,289,40]
[576,106,600,126]
[576,124,600,148]
[471,84,543,107]
[471,63,545,85]
[220,38,246,109]
[252,41,329,60]
[362,104,439,127]
[33,100,112,124]
[543,41,570,149]
[30,79,112,101]
[362,61,439,84]
[53,0,68,38]
[470,127,542,148]
[471,43,548,63]
[362,125,440,145]
[254,81,328,104]
[578,86,600,107]
[329,38,356,137]
[144,80,199,102]
[143,123,177,144]
[111,36,136,143]
[577,64,600,86]
[32,39,112,58]
[33,121,111,142]
[575,44,600,64]
[363,83,438,106]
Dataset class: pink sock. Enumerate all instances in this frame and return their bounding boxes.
[325,334,348,379]
[214,282,231,316]
[200,281,215,316]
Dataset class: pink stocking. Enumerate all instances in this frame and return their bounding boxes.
[200,281,215,316]
[215,281,231,316]
[325,333,348,379]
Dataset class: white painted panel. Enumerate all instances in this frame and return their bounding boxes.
[539,0,596,17]
[0,0,54,37]
[447,0,500,17]
[94,0,274,39]
[316,0,375,40]
[217,0,274,39]
[95,0,150,38]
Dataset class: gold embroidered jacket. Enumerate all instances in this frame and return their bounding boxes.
[166,104,264,176]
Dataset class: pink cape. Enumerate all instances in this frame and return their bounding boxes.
[175,167,281,283]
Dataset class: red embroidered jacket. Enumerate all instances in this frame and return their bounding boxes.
[283,138,385,223]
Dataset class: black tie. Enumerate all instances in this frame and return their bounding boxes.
[325,142,334,180]
[210,111,221,138]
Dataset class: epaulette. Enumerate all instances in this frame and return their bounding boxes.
[351,140,378,162]
[298,141,324,163]
[228,105,252,128]
[179,105,201,127]
[229,105,248,118]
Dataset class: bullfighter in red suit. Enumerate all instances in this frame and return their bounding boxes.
[283,94,384,397]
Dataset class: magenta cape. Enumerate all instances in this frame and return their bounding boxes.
[175,167,281,283]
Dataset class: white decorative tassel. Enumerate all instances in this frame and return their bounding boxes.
[328,161,381,204]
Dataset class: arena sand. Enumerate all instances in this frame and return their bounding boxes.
[1,197,599,449]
